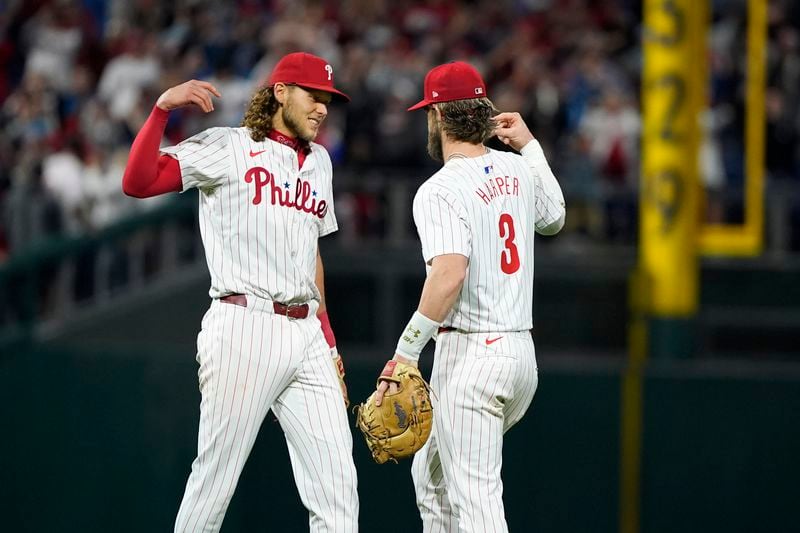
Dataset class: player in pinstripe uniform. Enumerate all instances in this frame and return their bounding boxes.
[373,62,566,532]
[122,53,358,532]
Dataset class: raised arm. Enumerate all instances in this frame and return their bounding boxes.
[122,80,221,199]
[494,112,566,235]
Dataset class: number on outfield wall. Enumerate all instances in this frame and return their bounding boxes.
[499,213,520,274]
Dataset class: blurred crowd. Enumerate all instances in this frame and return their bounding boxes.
[1,0,799,263]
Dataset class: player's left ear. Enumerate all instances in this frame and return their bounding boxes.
[273,83,289,105]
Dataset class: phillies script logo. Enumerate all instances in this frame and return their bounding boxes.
[244,166,327,219]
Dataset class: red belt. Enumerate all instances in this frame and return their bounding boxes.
[219,294,310,319]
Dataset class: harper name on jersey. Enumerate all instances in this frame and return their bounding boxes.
[412,141,565,334]
[475,175,520,205]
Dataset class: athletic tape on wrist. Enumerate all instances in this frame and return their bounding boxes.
[395,311,440,361]
[333,354,345,377]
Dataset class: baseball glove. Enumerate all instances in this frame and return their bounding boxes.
[355,360,433,464]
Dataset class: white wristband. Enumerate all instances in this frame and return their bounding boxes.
[395,311,440,362]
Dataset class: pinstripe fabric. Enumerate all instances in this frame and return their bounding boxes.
[174,299,358,532]
[412,332,538,533]
[409,140,562,532]
[161,128,337,304]
[412,142,565,333]
[161,127,357,532]
[519,140,566,234]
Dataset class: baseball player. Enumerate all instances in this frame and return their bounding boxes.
[373,62,566,532]
[122,52,358,532]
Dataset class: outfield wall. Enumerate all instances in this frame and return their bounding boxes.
[2,346,797,532]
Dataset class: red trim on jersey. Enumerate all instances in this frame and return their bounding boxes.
[267,129,310,169]
[318,310,337,348]
[122,105,182,198]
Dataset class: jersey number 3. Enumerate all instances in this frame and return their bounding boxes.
[499,213,520,274]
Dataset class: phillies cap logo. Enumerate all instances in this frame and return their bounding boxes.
[266,53,350,101]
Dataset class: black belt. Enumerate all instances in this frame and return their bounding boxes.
[438,326,534,335]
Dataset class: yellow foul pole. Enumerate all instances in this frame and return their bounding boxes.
[699,0,766,256]
[640,0,704,332]
[622,1,707,533]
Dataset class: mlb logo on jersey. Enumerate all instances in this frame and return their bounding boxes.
[484,164,493,174]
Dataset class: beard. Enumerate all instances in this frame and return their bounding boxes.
[426,114,444,162]
[281,99,317,142]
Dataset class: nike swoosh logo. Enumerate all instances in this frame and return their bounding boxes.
[249,149,266,157]
[485,336,504,345]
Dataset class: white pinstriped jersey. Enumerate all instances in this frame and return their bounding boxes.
[412,139,565,333]
[161,128,337,303]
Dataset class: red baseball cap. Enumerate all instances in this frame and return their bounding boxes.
[267,52,350,102]
[407,61,488,111]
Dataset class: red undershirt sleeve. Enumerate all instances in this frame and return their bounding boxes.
[122,106,183,198]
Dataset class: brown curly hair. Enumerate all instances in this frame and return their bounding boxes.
[435,97,498,144]
[241,86,282,142]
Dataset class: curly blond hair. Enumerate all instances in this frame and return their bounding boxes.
[241,86,281,142]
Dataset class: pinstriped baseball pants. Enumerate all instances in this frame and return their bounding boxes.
[412,330,538,533]
[174,298,358,532]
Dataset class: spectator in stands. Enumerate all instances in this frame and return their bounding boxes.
[0,0,797,258]
[579,88,640,186]
[41,136,88,235]
[22,1,83,93]
[578,87,639,241]
[97,29,160,122]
